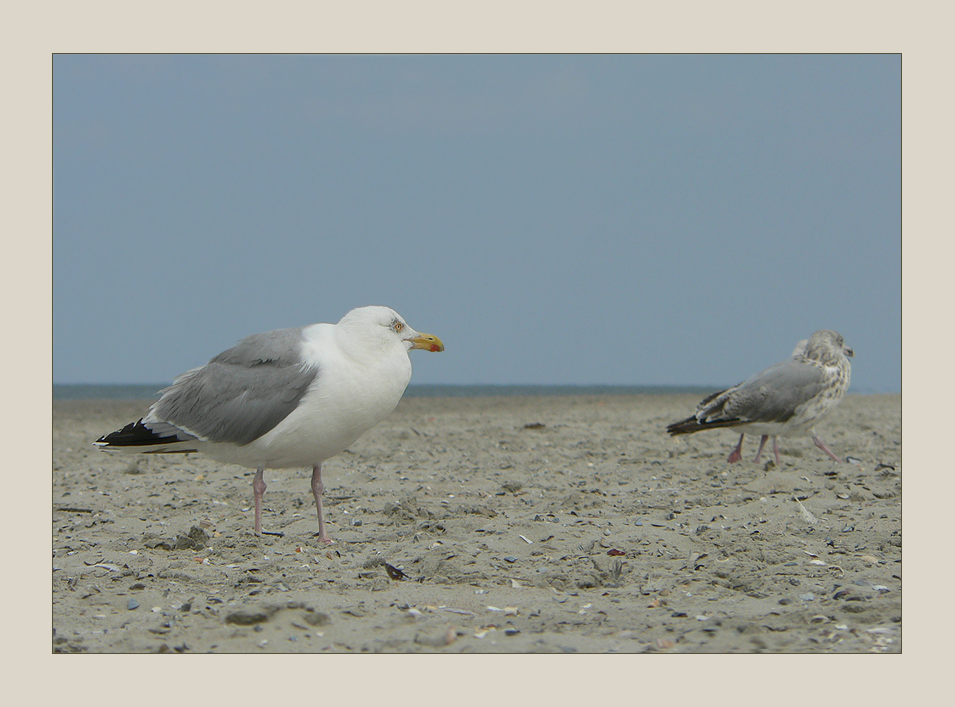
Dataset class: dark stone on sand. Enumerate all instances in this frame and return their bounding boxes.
[174,526,210,550]
[304,610,332,627]
[225,609,271,625]
[144,536,175,550]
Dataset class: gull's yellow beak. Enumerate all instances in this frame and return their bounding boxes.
[410,332,445,352]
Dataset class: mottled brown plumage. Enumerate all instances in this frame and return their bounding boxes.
[667,330,853,464]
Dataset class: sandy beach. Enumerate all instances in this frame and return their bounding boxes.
[52,393,901,653]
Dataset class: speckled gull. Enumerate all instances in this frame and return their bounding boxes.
[666,330,853,464]
[95,306,445,542]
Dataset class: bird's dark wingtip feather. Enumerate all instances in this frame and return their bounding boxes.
[666,417,699,436]
[667,416,744,436]
[95,419,183,448]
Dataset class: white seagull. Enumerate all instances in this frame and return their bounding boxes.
[666,330,853,465]
[95,306,445,542]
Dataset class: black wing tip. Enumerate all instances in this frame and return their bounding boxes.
[666,418,698,436]
[667,416,743,436]
[95,419,182,448]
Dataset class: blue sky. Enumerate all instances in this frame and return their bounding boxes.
[53,54,900,392]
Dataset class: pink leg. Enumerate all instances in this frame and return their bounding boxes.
[812,434,842,462]
[773,437,781,465]
[727,433,745,463]
[753,435,769,463]
[311,463,333,544]
[252,467,266,535]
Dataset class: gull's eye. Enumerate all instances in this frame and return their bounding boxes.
[393,320,404,333]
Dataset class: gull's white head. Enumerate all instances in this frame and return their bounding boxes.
[337,306,445,355]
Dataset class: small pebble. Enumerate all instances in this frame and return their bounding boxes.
[304,611,331,627]
[226,609,270,625]
[127,599,139,610]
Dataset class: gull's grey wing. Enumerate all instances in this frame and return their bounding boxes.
[723,359,828,424]
[148,327,318,446]
[208,327,307,368]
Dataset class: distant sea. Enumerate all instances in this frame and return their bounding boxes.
[53,383,717,401]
